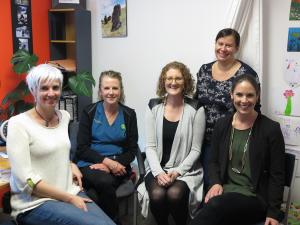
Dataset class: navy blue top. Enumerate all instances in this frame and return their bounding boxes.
[78,102,126,167]
[194,60,260,143]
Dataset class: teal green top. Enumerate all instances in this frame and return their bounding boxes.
[223,127,256,197]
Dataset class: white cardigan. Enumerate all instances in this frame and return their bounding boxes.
[137,97,205,218]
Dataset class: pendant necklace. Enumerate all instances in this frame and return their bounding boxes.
[229,113,253,174]
[35,106,56,127]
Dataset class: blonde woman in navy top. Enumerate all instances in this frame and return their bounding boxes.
[76,70,138,224]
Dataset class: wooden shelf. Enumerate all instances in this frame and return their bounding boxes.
[49,9,92,119]
[48,59,76,72]
[50,40,76,43]
[0,158,9,170]
[49,8,75,12]
[0,147,6,153]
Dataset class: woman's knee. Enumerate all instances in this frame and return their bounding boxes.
[90,175,116,190]
[149,187,166,203]
[203,195,225,212]
[167,182,189,203]
[18,200,115,225]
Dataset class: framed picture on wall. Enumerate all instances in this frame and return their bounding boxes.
[287,27,300,52]
[101,0,127,38]
[289,0,300,20]
[51,0,86,9]
[11,0,33,53]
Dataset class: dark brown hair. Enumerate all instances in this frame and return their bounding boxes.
[231,74,260,96]
[215,28,240,47]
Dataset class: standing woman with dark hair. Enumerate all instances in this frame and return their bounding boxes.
[190,74,284,225]
[138,61,205,225]
[76,70,138,224]
[194,28,260,193]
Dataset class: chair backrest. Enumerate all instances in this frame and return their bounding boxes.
[135,149,145,188]
[0,120,9,143]
[68,121,79,161]
[282,152,296,225]
[284,152,296,187]
[247,152,296,225]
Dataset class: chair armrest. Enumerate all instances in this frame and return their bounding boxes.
[68,121,79,162]
[135,146,145,188]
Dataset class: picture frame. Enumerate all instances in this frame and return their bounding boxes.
[11,0,33,53]
[101,0,127,38]
[287,27,300,52]
[289,0,300,20]
[51,0,86,9]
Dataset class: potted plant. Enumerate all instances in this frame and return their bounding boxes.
[1,50,95,119]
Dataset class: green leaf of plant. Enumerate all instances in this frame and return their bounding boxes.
[14,100,33,115]
[1,80,30,105]
[15,80,31,96]
[68,71,95,97]
[8,103,15,118]
[1,92,20,105]
[11,49,38,74]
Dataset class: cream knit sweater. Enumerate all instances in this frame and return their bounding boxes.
[7,110,80,218]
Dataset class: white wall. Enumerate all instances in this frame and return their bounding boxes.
[86,0,299,147]
[86,0,300,203]
[87,0,233,148]
[262,0,296,118]
[262,0,300,151]
[87,0,278,148]
[263,0,300,120]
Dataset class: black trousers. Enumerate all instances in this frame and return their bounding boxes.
[80,166,127,221]
[189,192,267,225]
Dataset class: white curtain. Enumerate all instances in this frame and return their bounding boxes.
[225,0,263,81]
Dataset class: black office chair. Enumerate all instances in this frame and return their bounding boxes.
[69,121,145,225]
[0,120,8,144]
[253,152,296,225]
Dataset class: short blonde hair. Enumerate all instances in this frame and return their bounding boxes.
[26,64,63,100]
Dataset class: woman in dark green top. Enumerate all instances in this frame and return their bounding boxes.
[189,74,285,225]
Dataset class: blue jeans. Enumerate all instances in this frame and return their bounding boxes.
[16,192,116,225]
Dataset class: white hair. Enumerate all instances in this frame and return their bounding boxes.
[26,64,63,99]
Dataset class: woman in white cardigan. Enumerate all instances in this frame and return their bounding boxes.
[138,61,205,225]
[7,64,115,225]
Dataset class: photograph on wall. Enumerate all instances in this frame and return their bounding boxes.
[290,0,300,20]
[100,0,127,38]
[18,38,29,51]
[59,0,79,3]
[17,6,28,25]
[15,0,29,5]
[16,26,30,38]
[287,27,300,52]
[11,0,33,53]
